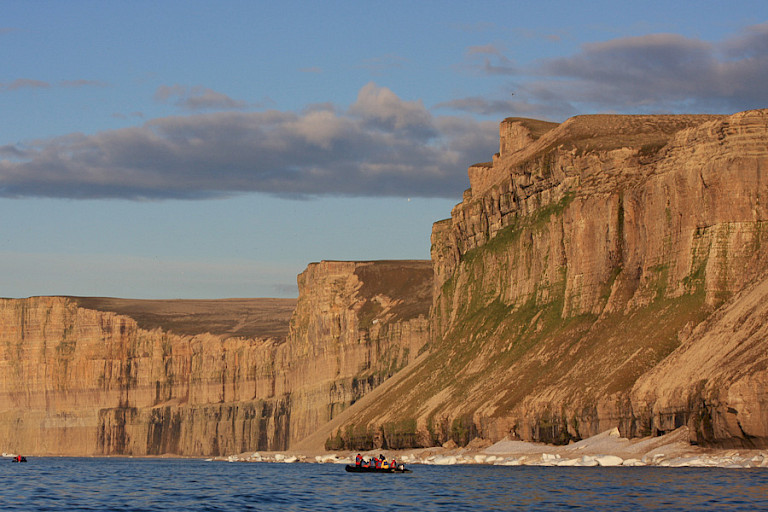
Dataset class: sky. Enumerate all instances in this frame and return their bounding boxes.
[1,0,767,299]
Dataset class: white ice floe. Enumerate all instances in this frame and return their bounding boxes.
[430,455,458,465]
[594,455,624,467]
[642,453,666,465]
[535,454,561,466]
[270,453,298,462]
[493,457,522,466]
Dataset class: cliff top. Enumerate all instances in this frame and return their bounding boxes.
[71,296,297,339]
[301,260,433,323]
[353,260,433,322]
[509,113,725,165]
[501,117,560,139]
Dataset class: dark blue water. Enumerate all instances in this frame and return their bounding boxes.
[1,458,767,511]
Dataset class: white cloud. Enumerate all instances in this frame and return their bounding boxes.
[0,78,108,92]
[154,84,249,111]
[0,78,50,91]
[0,84,498,200]
[349,82,437,138]
[453,22,768,118]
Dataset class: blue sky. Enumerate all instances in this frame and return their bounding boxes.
[1,1,766,299]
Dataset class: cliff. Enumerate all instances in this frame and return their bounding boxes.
[0,260,432,455]
[4,109,768,455]
[0,296,296,455]
[326,109,768,450]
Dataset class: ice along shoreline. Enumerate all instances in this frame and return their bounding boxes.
[214,427,768,469]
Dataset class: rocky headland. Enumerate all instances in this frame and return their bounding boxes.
[2,109,768,457]
[323,109,768,451]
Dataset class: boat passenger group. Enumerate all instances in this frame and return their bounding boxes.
[355,453,404,470]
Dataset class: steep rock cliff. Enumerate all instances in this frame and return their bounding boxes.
[327,109,768,449]
[0,260,432,455]
[275,260,431,445]
[0,296,295,455]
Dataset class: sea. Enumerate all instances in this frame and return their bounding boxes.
[1,458,767,511]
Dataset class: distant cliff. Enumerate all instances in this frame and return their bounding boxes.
[0,260,432,455]
[326,109,768,449]
[0,296,296,455]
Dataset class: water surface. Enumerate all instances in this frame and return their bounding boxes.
[1,458,766,511]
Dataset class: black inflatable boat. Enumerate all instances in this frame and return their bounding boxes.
[345,464,411,473]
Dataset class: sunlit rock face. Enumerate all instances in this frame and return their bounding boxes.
[0,259,432,456]
[277,260,432,447]
[326,109,768,450]
[0,296,295,456]
[4,109,768,455]
[630,273,768,447]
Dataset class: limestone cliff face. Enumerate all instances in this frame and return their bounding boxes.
[328,109,768,449]
[276,260,431,445]
[0,296,292,455]
[0,260,431,456]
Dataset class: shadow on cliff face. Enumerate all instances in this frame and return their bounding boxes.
[97,398,293,456]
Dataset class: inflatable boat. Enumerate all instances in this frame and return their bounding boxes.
[345,464,411,473]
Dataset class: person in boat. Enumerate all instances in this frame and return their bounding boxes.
[355,453,363,467]
[390,457,397,470]
[361,456,371,468]
[15,455,22,462]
